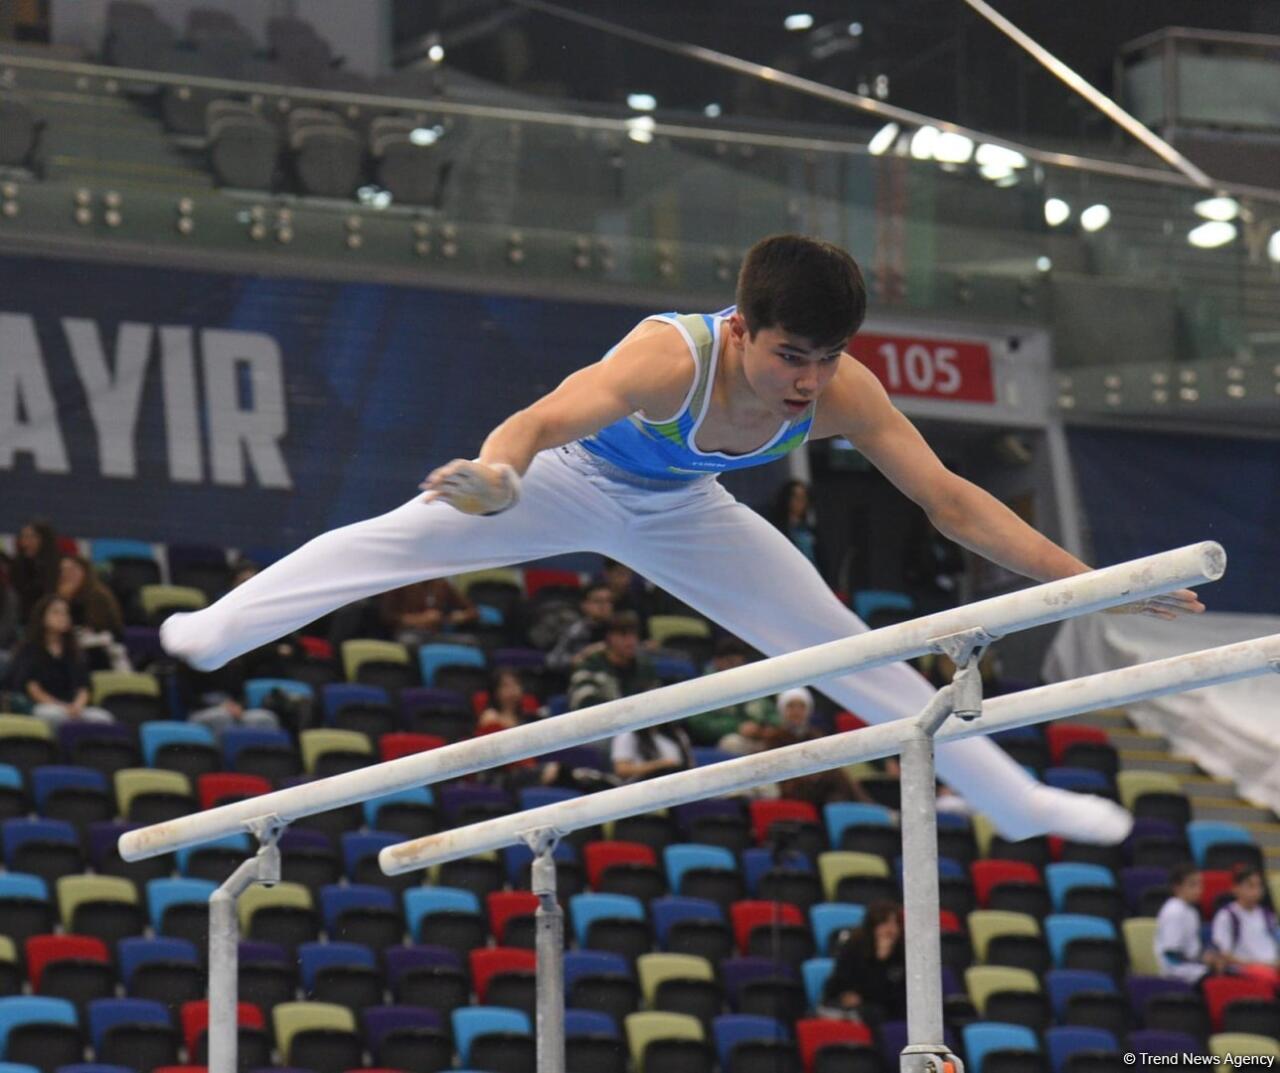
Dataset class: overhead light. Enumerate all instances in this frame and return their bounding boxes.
[409,126,441,146]
[867,122,899,156]
[784,13,814,31]
[1044,198,1070,226]
[1036,256,1052,272]
[627,93,656,112]
[909,125,939,160]
[1080,204,1111,232]
[427,43,445,63]
[625,115,655,144]
[356,185,392,209]
[994,172,1020,188]
[847,21,864,36]
[703,102,722,118]
[975,143,1027,170]
[1187,220,1236,248]
[1194,196,1239,222]
[1268,230,1280,262]
[932,131,974,164]
[979,162,1012,181]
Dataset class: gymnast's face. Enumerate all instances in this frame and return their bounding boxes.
[731,315,846,418]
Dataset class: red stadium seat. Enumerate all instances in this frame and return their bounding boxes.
[197,772,271,811]
[795,1018,873,1073]
[971,860,1043,908]
[729,900,806,953]
[1046,725,1109,766]
[749,799,820,844]
[524,568,581,597]
[487,891,540,944]
[179,999,264,1054]
[1203,974,1274,1032]
[25,933,110,989]
[1199,870,1234,919]
[379,732,447,762]
[469,947,537,1002]
[583,841,659,889]
[834,712,868,733]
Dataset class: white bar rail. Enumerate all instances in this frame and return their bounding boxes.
[380,633,1280,873]
[119,541,1224,861]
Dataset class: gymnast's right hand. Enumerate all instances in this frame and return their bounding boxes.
[420,459,521,515]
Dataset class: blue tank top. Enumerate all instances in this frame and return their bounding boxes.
[578,309,815,482]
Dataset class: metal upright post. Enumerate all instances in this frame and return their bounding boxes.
[899,630,988,1073]
[207,818,283,1073]
[527,828,565,1073]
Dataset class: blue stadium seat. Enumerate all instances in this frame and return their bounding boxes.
[341,831,399,880]
[30,767,108,812]
[1045,864,1117,913]
[962,1022,1040,1073]
[146,878,216,931]
[712,1013,789,1070]
[802,958,834,1010]
[569,893,645,947]
[117,937,199,986]
[810,903,865,955]
[502,840,577,886]
[296,941,376,992]
[2,819,78,868]
[563,951,632,993]
[322,683,390,721]
[363,786,435,829]
[1044,969,1116,1020]
[822,803,894,847]
[403,887,482,942]
[518,786,581,810]
[565,1008,618,1039]
[418,644,485,686]
[89,539,155,566]
[1045,1025,1118,1073]
[1044,915,1117,967]
[1044,767,1112,795]
[242,678,313,710]
[1186,821,1256,868]
[221,727,296,769]
[650,896,725,945]
[0,996,78,1056]
[175,833,251,877]
[86,998,171,1051]
[664,844,736,893]
[140,722,217,767]
[451,1006,532,1065]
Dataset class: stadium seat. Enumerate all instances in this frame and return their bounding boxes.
[87,997,180,1070]
[140,723,219,780]
[1045,1025,1119,1073]
[180,999,269,1067]
[2,820,83,886]
[196,772,271,810]
[794,1018,874,1073]
[297,941,382,1010]
[1186,821,1263,871]
[1208,1033,1280,1061]
[238,882,317,951]
[0,996,81,1070]
[299,728,373,776]
[817,852,893,904]
[385,945,469,1013]
[625,1011,708,1073]
[403,887,486,955]
[363,1005,452,1073]
[453,1006,534,1068]
[1202,975,1275,1033]
[0,720,58,781]
[117,937,202,1005]
[113,769,195,824]
[809,902,865,955]
[1044,915,1123,978]
[961,1022,1040,1073]
[664,844,741,905]
[470,947,537,1010]
[570,893,651,963]
[55,875,143,947]
[1044,969,1116,1021]
[25,934,112,1005]
[220,727,300,780]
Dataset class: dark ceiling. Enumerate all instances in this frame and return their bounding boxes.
[396,0,1280,144]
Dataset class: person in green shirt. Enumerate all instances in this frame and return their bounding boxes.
[685,636,779,752]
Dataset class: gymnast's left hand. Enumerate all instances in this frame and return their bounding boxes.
[420,458,521,515]
[1107,587,1204,620]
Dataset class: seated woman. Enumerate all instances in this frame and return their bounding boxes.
[380,577,478,647]
[612,721,694,783]
[10,595,114,727]
[56,554,127,670]
[820,900,907,1026]
[477,667,538,732]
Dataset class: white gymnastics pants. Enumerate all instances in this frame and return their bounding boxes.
[164,444,1119,841]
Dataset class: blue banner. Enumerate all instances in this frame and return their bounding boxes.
[1069,427,1278,614]
[1,253,703,552]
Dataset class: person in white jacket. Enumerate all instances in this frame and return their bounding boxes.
[1154,863,1225,984]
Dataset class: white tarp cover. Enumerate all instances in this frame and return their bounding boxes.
[1043,612,1280,813]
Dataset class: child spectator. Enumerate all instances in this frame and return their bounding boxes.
[612,723,694,783]
[11,518,59,620]
[821,900,907,1025]
[545,583,614,671]
[1211,864,1280,986]
[1155,862,1224,983]
[9,595,113,726]
[568,611,657,709]
[478,667,535,732]
[380,578,477,646]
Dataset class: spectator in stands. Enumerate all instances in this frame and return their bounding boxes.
[0,556,19,676]
[11,518,59,620]
[768,686,870,805]
[821,899,907,1026]
[10,595,113,726]
[380,577,478,646]
[769,479,824,576]
[612,722,694,783]
[596,557,650,620]
[1211,864,1280,986]
[56,554,128,670]
[687,636,779,753]
[1155,862,1225,983]
[545,582,614,672]
[568,611,657,710]
[478,667,535,732]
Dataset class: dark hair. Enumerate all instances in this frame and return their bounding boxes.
[582,583,613,602]
[1169,861,1199,888]
[736,234,867,349]
[25,594,80,661]
[1232,864,1262,885]
[59,554,109,600]
[843,900,904,960]
[489,667,525,712]
[713,635,750,661]
[605,611,641,636]
[769,479,814,531]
